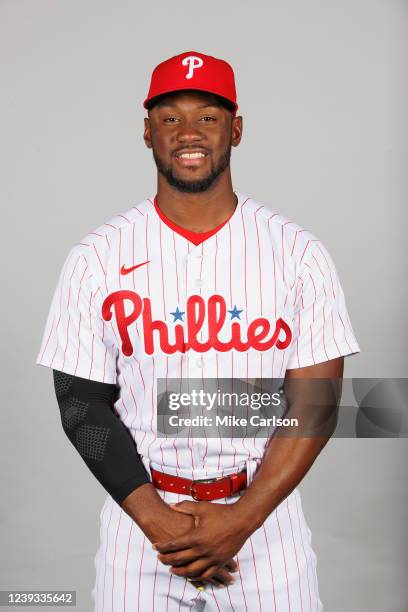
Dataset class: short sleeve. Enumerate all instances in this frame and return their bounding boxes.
[286,240,360,369]
[36,246,117,383]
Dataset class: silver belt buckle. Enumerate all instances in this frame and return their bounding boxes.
[189,475,227,501]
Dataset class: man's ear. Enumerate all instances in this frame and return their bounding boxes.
[144,117,152,149]
[232,115,243,148]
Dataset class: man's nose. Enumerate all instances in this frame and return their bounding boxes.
[175,120,204,143]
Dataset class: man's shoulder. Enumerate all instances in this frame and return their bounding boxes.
[72,197,154,254]
[240,193,320,252]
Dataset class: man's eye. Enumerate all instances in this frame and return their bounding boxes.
[164,117,179,123]
[200,116,216,122]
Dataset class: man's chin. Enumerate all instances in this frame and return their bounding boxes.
[162,172,217,194]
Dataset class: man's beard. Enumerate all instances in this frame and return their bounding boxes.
[152,143,232,193]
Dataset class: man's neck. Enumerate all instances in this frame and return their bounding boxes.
[155,176,237,233]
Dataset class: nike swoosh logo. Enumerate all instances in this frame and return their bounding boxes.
[120,260,150,275]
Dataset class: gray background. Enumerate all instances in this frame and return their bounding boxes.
[1,0,407,610]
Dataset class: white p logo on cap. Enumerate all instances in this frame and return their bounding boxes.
[182,55,204,80]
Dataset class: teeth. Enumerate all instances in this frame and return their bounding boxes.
[178,152,206,159]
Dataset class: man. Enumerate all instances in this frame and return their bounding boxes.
[37,51,360,610]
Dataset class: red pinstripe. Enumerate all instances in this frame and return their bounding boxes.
[60,256,83,370]
[123,521,133,612]
[159,221,166,319]
[311,252,324,278]
[225,583,237,612]
[262,524,277,612]
[308,273,317,322]
[159,358,170,466]
[74,312,82,376]
[137,536,146,612]
[103,337,107,382]
[214,232,220,462]
[119,376,130,422]
[111,510,123,611]
[294,494,312,612]
[240,201,249,325]
[235,552,249,612]
[281,226,285,283]
[146,357,156,461]
[254,206,264,316]
[118,214,131,225]
[214,233,218,292]
[228,223,233,308]
[132,205,145,216]
[291,229,305,256]
[278,349,286,378]
[73,261,88,374]
[311,254,330,361]
[172,233,180,304]
[300,240,318,265]
[127,375,140,434]
[330,312,342,356]
[337,312,354,353]
[210,585,222,611]
[286,499,304,612]
[178,578,188,612]
[88,289,97,378]
[146,215,150,296]
[38,315,56,364]
[276,508,291,611]
[249,537,263,611]
[49,253,79,367]
[310,327,315,364]
[152,529,161,611]
[96,500,109,611]
[165,572,174,612]
[316,244,336,299]
[93,243,108,292]
[102,499,114,612]
[240,199,250,383]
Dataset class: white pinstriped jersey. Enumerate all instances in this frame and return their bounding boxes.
[37,192,360,479]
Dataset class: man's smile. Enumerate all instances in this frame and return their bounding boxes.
[173,149,209,168]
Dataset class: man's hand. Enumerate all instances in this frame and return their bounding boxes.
[121,483,238,586]
[153,500,251,582]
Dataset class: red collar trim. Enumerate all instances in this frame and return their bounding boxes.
[153,196,233,245]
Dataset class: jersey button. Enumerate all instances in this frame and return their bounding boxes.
[196,357,205,368]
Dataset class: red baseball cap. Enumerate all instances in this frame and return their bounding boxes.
[143,51,238,115]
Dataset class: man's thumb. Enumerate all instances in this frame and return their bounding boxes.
[169,501,198,514]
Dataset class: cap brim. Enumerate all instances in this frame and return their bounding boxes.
[144,87,237,114]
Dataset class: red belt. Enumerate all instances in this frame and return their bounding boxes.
[151,468,247,501]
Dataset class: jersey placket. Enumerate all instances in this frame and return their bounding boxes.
[180,237,215,471]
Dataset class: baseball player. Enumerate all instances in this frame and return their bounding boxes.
[37,51,360,611]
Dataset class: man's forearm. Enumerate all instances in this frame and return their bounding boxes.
[234,435,329,531]
[234,378,341,532]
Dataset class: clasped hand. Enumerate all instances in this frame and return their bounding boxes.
[153,500,250,583]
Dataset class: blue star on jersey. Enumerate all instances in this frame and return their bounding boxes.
[170,306,185,322]
[228,305,243,320]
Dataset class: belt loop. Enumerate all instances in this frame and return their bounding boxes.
[245,458,261,486]
[229,473,239,495]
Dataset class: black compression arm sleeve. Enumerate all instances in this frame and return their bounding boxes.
[52,370,150,505]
